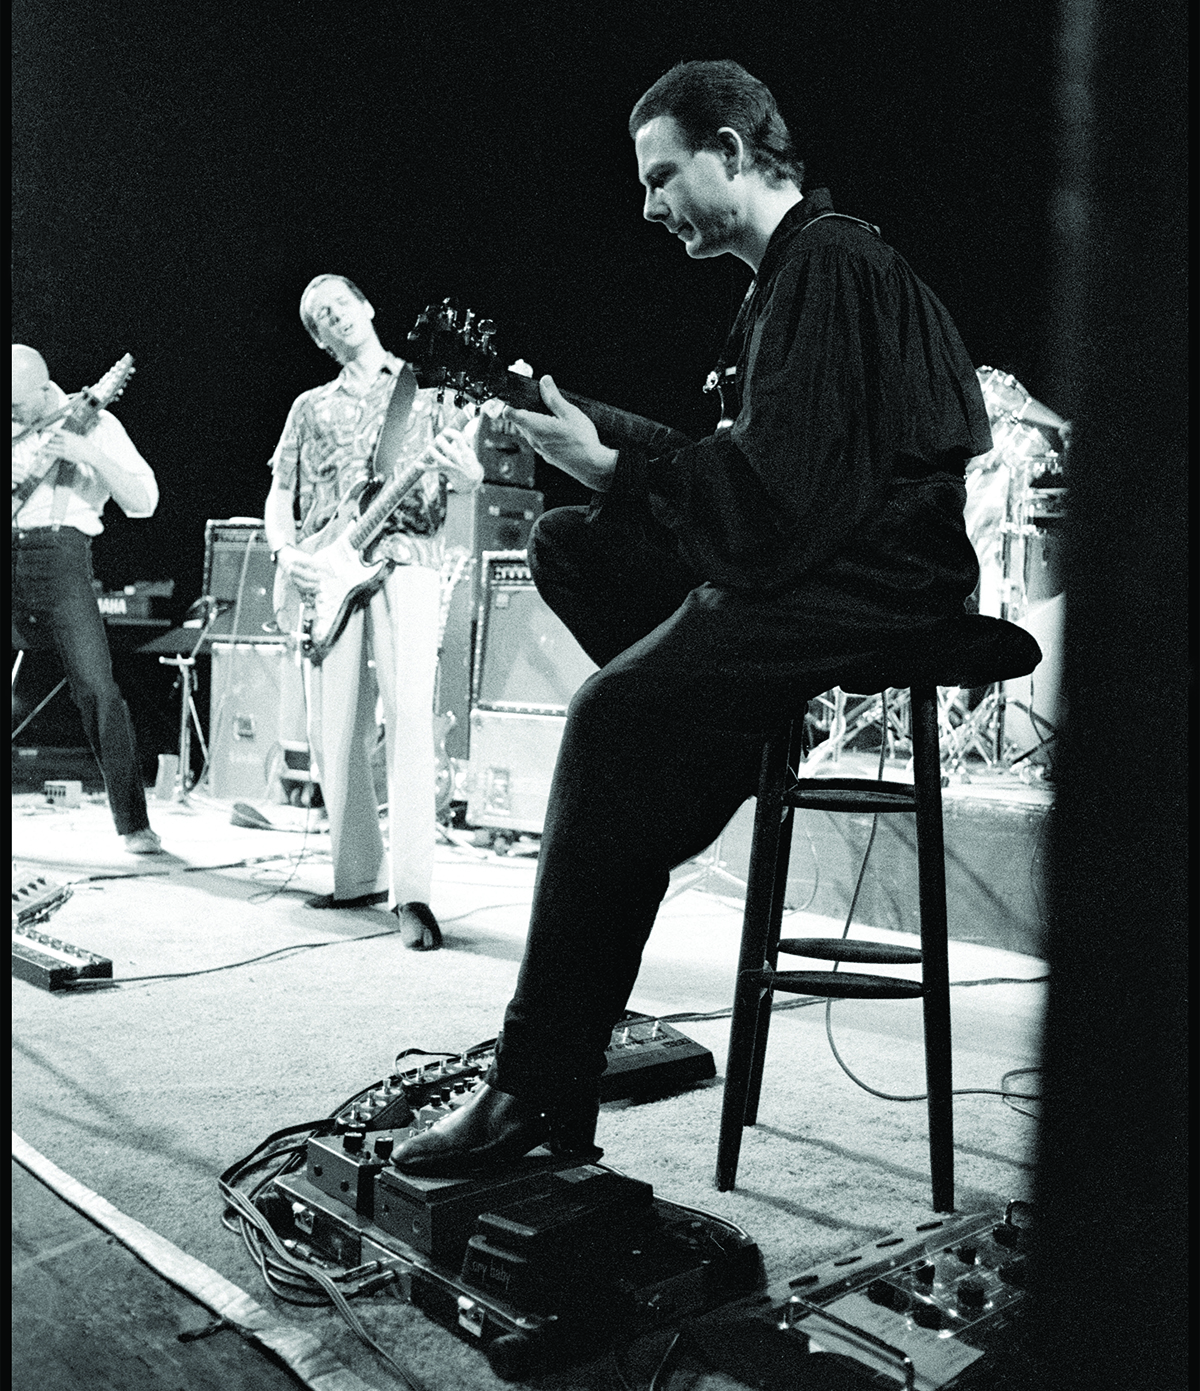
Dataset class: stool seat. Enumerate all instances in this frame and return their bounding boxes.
[839,613,1043,695]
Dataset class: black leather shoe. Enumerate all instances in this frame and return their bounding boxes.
[396,901,442,951]
[305,890,388,910]
[389,1084,601,1177]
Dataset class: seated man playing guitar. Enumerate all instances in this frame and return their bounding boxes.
[390,61,990,1171]
[12,344,163,855]
[263,274,482,948]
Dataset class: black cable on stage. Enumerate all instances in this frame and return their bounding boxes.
[64,926,404,989]
[218,1101,426,1391]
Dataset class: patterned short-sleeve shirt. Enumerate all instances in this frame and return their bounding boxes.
[269,354,448,557]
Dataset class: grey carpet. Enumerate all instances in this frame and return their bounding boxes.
[12,791,1044,1390]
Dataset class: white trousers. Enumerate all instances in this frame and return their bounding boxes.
[305,564,440,907]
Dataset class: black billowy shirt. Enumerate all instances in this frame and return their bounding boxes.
[606,189,992,601]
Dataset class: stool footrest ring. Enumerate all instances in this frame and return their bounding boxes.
[784,777,917,812]
[778,938,923,966]
[768,970,925,1000]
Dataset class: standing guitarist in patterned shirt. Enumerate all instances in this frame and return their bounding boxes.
[263,275,482,948]
[12,344,163,855]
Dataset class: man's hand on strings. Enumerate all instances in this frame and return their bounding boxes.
[424,422,484,495]
[487,376,617,492]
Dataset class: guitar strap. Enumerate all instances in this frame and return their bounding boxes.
[368,363,418,482]
[12,451,76,522]
[704,211,883,426]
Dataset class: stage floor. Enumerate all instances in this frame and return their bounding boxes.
[13,781,1047,1391]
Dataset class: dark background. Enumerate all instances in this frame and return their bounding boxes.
[13,0,1059,604]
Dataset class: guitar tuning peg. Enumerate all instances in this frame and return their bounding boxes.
[407,306,433,344]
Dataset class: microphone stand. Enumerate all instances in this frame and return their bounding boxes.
[157,600,227,803]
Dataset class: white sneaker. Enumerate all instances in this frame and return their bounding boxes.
[123,828,163,855]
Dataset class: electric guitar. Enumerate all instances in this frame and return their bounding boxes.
[12,354,136,520]
[274,301,696,666]
[272,401,474,665]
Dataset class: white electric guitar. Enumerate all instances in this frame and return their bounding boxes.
[273,404,481,665]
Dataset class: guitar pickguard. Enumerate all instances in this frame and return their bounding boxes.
[272,483,393,664]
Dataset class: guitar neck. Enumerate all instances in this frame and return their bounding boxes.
[61,397,104,437]
[347,461,426,553]
[349,405,472,553]
[495,373,693,455]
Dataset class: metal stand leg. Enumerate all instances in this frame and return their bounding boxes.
[11,676,69,743]
[157,654,207,803]
[665,828,750,901]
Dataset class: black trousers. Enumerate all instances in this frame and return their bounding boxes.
[12,527,151,836]
[487,483,979,1107]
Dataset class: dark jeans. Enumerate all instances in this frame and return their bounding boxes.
[12,527,150,836]
[488,485,978,1107]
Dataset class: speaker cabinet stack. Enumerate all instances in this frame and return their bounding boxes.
[437,485,544,764]
[466,552,597,835]
[198,520,302,801]
[207,640,308,801]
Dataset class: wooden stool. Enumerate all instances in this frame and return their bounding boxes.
[715,614,1042,1211]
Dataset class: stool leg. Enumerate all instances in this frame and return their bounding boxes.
[744,724,804,1122]
[716,726,791,1191]
[911,683,955,1212]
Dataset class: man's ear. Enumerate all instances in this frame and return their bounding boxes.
[715,127,746,178]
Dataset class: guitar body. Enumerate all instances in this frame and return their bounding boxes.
[272,481,392,665]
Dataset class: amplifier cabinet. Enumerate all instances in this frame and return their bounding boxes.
[472,553,597,714]
[208,641,307,801]
[475,408,538,488]
[466,709,568,835]
[438,491,543,764]
[201,519,283,642]
[465,553,597,834]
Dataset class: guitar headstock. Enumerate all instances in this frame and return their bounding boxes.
[407,299,510,408]
[80,353,136,412]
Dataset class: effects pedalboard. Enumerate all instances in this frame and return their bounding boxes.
[11,870,112,991]
[254,1018,754,1380]
[685,1203,1037,1390]
[327,1011,716,1135]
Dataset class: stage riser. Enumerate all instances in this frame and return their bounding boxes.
[710,795,1050,961]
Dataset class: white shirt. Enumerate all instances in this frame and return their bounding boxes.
[12,381,158,534]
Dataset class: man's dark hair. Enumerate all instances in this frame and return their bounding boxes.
[629,60,804,188]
